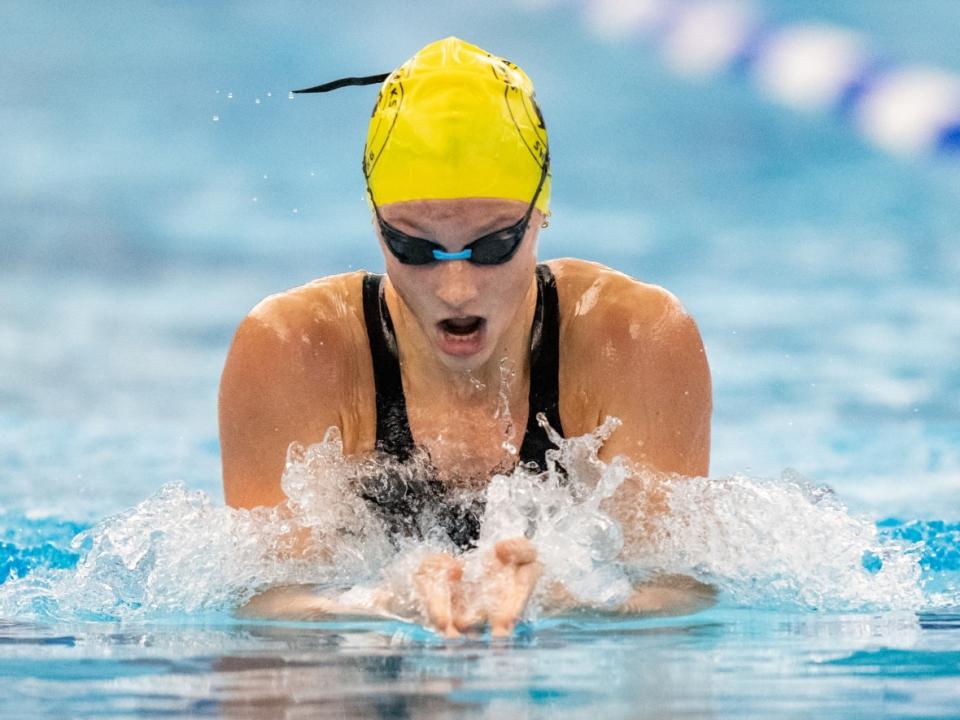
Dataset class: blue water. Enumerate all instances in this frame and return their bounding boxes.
[1,610,958,718]
[2,0,960,716]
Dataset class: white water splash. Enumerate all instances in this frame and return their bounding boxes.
[0,421,933,621]
[638,469,926,609]
[477,416,634,609]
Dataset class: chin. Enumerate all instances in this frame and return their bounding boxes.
[434,342,496,372]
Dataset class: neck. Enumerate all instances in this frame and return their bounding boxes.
[382,275,539,406]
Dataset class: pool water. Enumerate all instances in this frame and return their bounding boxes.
[1,609,958,719]
[2,0,960,716]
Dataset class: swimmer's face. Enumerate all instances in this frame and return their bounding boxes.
[377,197,541,370]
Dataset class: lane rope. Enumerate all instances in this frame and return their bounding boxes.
[542,0,960,156]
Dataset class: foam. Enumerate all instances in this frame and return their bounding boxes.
[0,419,948,623]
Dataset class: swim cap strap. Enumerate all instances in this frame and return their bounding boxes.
[292,73,390,94]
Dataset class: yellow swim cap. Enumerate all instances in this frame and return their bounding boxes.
[363,37,550,213]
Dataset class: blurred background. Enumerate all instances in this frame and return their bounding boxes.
[2,0,958,521]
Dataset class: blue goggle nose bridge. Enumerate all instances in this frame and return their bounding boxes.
[432,248,473,261]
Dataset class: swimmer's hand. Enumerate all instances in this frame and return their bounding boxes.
[414,538,542,638]
[483,538,543,637]
[234,539,542,636]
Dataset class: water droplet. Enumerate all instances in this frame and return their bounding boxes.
[252,197,258,203]
[227,92,234,99]
[212,115,220,122]
[292,208,299,214]
[263,174,268,180]
[255,98,261,104]
[267,91,272,97]
[309,171,315,176]
[215,89,221,94]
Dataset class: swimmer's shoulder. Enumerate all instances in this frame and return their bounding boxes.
[239,270,370,357]
[221,270,373,421]
[220,271,378,493]
[548,258,709,436]
[546,258,693,343]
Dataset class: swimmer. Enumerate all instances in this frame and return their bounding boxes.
[220,37,713,636]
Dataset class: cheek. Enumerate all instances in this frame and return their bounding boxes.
[392,272,428,311]
[385,262,446,325]
[488,262,537,324]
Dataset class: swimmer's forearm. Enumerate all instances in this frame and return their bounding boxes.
[618,575,717,616]
[236,585,400,622]
[542,575,717,618]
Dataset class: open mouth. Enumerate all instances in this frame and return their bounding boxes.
[438,316,484,336]
[436,316,486,357]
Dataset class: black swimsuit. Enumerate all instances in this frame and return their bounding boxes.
[358,263,564,549]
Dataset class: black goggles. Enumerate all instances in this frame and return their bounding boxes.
[368,156,549,266]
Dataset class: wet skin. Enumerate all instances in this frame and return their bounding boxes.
[220,197,713,633]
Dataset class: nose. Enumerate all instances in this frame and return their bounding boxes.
[433,260,480,310]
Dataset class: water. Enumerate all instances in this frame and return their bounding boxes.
[2,0,960,716]
[0,611,957,719]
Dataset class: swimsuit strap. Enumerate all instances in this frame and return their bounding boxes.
[362,264,563,469]
[362,273,416,461]
[517,264,564,470]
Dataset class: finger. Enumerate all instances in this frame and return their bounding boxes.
[515,558,543,590]
[414,554,463,637]
[440,558,466,637]
[446,559,464,583]
[454,608,485,633]
[500,560,544,622]
[452,581,485,632]
[447,559,484,632]
[488,559,544,637]
[489,618,513,637]
[494,537,537,565]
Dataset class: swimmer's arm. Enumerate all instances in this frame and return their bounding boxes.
[619,574,717,615]
[239,541,542,637]
[595,288,712,477]
[565,281,710,562]
[236,585,401,622]
[543,574,717,618]
[219,305,348,510]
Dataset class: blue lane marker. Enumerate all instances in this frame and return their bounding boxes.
[571,0,960,159]
[729,22,773,77]
[935,122,960,153]
[834,60,891,119]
